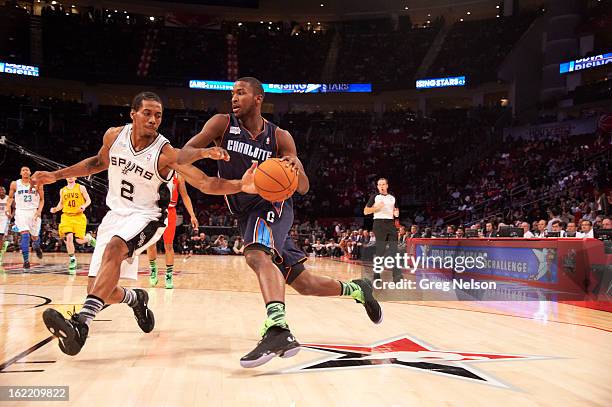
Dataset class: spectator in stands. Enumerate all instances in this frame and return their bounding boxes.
[578,220,594,238]
[484,222,496,238]
[602,218,612,229]
[302,238,313,255]
[233,236,245,255]
[546,207,562,232]
[445,225,455,237]
[455,228,465,238]
[550,220,566,237]
[313,239,326,257]
[534,220,547,238]
[521,222,534,238]
[212,235,231,255]
[410,225,420,238]
[566,222,578,237]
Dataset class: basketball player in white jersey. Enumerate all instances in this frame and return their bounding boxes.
[32,91,257,356]
[5,167,45,269]
[0,186,10,264]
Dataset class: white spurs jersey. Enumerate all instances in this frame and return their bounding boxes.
[106,124,174,217]
[14,179,41,210]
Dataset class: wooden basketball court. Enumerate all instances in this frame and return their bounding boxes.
[1,252,610,406]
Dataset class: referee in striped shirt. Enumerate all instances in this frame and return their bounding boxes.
[364,178,401,282]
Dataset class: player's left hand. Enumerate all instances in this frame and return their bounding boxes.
[202,147,230,161]
[79,205,87,213]
[32,171,57,187]
[190,216,199,229]
[280,156,302,174]
[241,163,257,194]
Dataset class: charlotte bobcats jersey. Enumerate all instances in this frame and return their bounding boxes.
[168,173,180,208]
[107,124,174,216]
[218,113,291,214]
[60,183,86,214]
[14,179,40,210]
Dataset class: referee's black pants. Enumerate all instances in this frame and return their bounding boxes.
[372,219,402,281]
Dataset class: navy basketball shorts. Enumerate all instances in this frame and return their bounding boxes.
[239,201,307,284]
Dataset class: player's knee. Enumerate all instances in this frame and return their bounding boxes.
[244,250,270,272]
[104,238,129,260]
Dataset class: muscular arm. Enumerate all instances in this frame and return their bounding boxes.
[36,185,44,216]
[5,181,16,217]
[177,175,197,220]
[32,128,120,188]
[277,128,310,194]
[80,184,92,210]
[160,145,243,195]
[177,114,228,165]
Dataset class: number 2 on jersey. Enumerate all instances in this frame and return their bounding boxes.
[121,180,135,201]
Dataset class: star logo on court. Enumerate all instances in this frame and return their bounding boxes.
[277,335,551,388]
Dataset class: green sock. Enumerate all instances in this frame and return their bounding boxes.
[166,264,173,276]
[340,281,364,303]
[149,260,157,274]
[261,301,289,336]
[1,241,8,254]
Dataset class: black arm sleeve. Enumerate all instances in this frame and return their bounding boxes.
[366,194,376,207]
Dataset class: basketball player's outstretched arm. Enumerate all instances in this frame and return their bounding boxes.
[160,145,256,195]
[177,114,230,165]
[277,129,310,194]
[32,127,120,186]
[177,175,199,229]
[4,181,16,218]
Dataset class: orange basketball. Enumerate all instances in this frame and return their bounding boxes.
[254,158,299,202]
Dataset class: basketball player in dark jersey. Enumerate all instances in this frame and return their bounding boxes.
[178,77,382,368]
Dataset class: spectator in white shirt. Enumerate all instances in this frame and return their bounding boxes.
[534,219,547,238]
[577,220,594,238]
[521,222,534,238]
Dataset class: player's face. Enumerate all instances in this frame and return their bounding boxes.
[377,179,388,194]
[231,81,262,119]
[0,186,5,197]
[131,100,163,138]
[66,177,76,184]
[20,167,31,178]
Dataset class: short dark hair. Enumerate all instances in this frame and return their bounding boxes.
[377,178,388,183]
[131,91,162,111]
[552,220,561,227]
[236,77,264,98]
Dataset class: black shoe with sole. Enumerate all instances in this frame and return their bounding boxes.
[35,247,43,259]
[42,308,88,356]
[23,261,30,269]
[131,289,155,333]
[352,278,383,324]
[240,326,300,368]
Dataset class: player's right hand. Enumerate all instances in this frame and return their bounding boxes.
[50,207,58,214]
[201,147,230,161]
[31,171,57,186]
[241,163,257,194]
